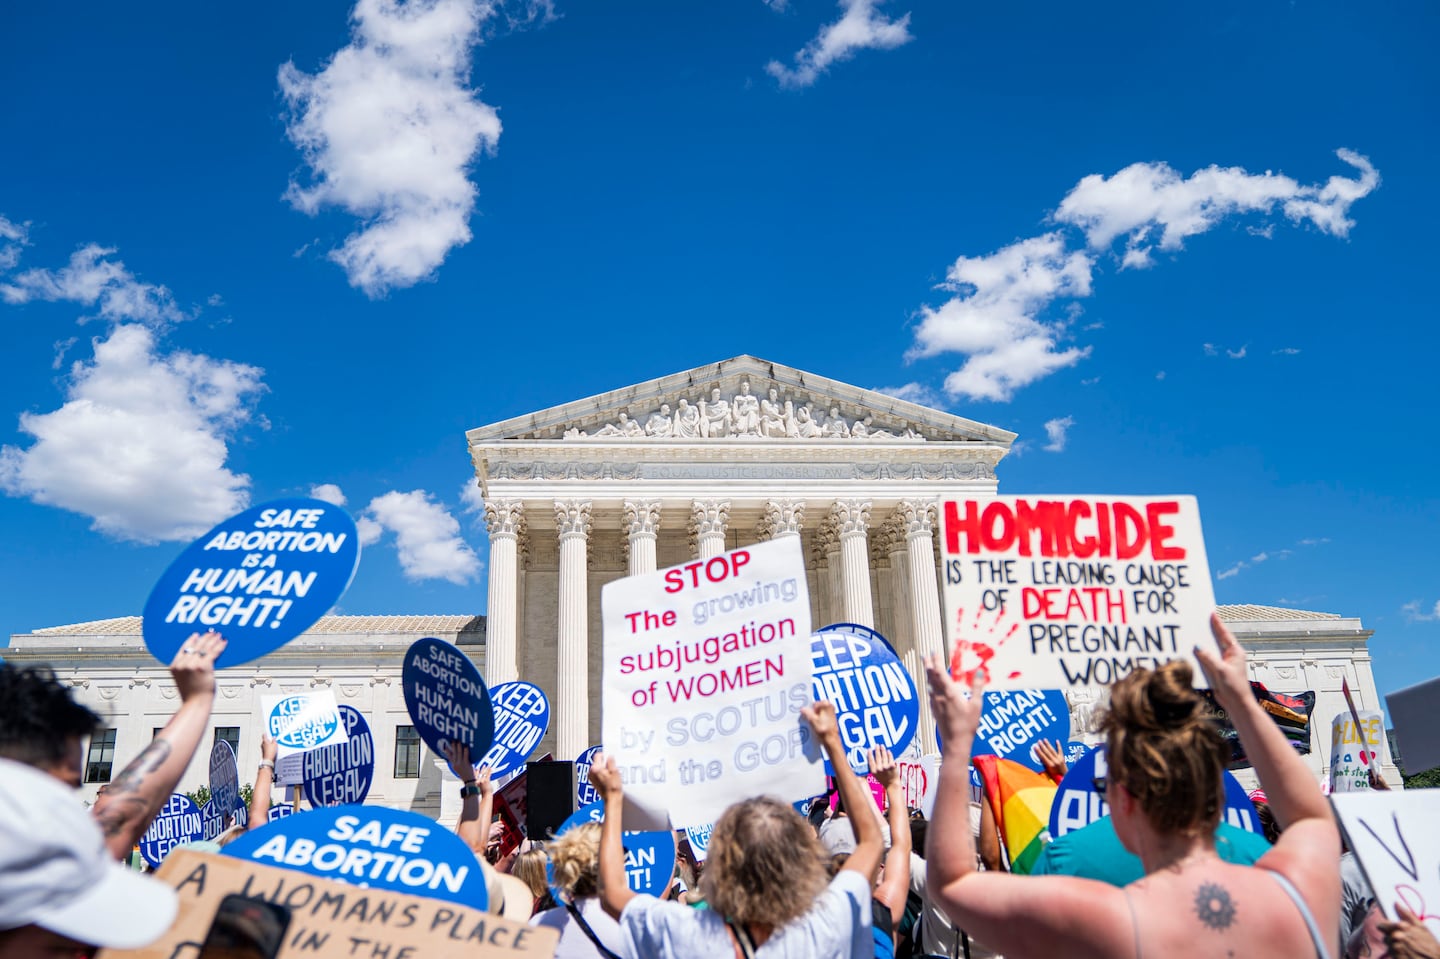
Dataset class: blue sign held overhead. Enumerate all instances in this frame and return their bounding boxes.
[558,802,676,899]
[575,745,604,807]
[139,793,204,868]
[225,805,489,911]
[209,739,242,820]
[402,637,494,760]
[303,705,375,808]
[143,498,361,667]
[476,682,550,778]
[1064,740,1089,767]
[972,689,1071,773]
[811,624,919,774]
[684,822,714,862]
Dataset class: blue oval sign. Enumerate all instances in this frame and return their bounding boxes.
[303,705,375,807]
[558,801,676,899]
[575,745,604,807]
[476,682,550,778]
[268,695,341,750]
[139,793,204,867]
[208,739,242,819]
[142,498,360,667]
[810,623,919,774]
[401,637,494,759]
[972,689,1071,772]
[224,805,488,911]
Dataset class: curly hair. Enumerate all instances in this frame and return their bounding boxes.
[548,822,602,901]
[1099,660,1228,836]
[700,796,828,928]
[0,664,100,768]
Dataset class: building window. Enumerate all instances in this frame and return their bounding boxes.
[85,729,117,783]
[214,726,241,757]
[395,726,421,778]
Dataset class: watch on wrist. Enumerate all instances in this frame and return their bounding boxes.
[459,783,482,799]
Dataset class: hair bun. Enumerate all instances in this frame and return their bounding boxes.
[1145,660,1201,729]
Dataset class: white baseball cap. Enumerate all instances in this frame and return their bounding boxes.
[0,758,178,948]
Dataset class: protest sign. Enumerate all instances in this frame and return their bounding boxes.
[402,637,494,759]
[1201,683,1315,768]
[477,682,550,778]
[559,802,676,898]
[972,689,1071,772]
[1332,790,1440,933]
[1065,740,1089,766]
[267,803,296,821]
[1330,709,1386,793]
[811,623,919,774]
[602,537,822,829]
[142,497,361,667]
[1386,675,1440,774]
[939,495,1216,691]
[897,754,939,816]
[225,805,489,911]
[685,823,714,862]
[139,793,204,868]
[97,849,557,959]
[575,744,604,806]
[303,705,374,807]
[209,739,242,819]
[491,756,549,859]
[264,690,349,785]
[1048,746,1261,839]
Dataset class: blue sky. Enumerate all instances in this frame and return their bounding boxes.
[1,0,1436,709]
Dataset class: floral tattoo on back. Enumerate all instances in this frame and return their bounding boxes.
[1194,882,1238,931]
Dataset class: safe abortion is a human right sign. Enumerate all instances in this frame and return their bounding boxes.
[940,495,1217,691]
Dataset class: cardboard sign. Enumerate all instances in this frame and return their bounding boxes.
[142,497,361,667]
[96,849,557,959]
[402,637,494,760]
[559,801,676,898]
[575,744,604,807]
[601,537,823,829]
[209,739,242,819]
[477,682,550,778]
[139,793,204,867]
[1332,790,1440,934]
[896,755,938,815]
[972,689,1071,773]
[1386,675,1440,775]
[225,806,489,911]
[1048,745,1261,839]
[811,623,920,774]
[939,495,1216,690]
[303,705,375,807]
[1330,710,1386,793]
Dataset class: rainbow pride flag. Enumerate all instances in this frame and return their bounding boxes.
[972,755,1058,875]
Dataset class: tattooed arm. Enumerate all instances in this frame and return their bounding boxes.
[92,631,226,859]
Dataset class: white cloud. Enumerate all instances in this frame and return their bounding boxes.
[1274,347,1301,356]
[279,0,503,297]
[459,479,485,518]
[0,215,29,271]
[1216,561,1246,581]
[0,244,186,326]
[360,489,480,584]
[765,0,912,90]
[310,483,348,507]
[1155,371,1166,381]
[763,0,790,9]
[1081,376,1101,386]
[908,232,1093,401]
[1227,345,1248,359]
[357,516,384,546]
[875,381,943,408]
[0,324,264,542]
[1042,415,1074,453]
[1402,600,1440,623]
[1203,343,1218,356]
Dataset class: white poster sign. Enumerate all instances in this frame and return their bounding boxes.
[1386,676,1440,775]
[602,537,823,829]
[1329,710,1386,793]
[262,690,348,784]
[938,495,1217,691]
[1332,790,1440,935]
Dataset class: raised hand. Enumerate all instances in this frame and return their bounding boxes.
[1034,739,1067,781]
[590,754,624,801]
[475,764,494,797]
[800,700,839,739]
[259,733,278,763]
[925,652,985,750]
[1380,904,1440,959]
[1194,613,1252,711]
[442,740,475,782]
[869,745,898,787]
[171,631,225,701]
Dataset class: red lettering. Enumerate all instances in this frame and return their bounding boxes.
[663,569,684,593]
[945,501,981,555]
[1097,502,1112,557]
[981,501,1014,551]
[944,497,1191,562]
[1146,502,1185,560]
[1068,501,1096,558]
[1114,504,1147,560]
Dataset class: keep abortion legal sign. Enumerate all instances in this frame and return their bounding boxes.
[303,705,375,807]
[810,623,919,774]
[139,793,204,868]
[602,537,824,829]
[476,682,550,778]
[940,495,1217,691]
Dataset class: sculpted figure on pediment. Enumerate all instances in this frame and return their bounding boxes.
[593,412,644,437]
[852,415,895,439]
[822,406,851,439]
[699,388,730,438]
[674,398,703,438]
[759,388,792,438]
[794,404,821,438]
[645,403,674,437]
[731,380,761,435]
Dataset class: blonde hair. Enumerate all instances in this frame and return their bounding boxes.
[1100,660,1228,836]
[511,847,551,900]
[700,797,827,927]
[548,822,601,900]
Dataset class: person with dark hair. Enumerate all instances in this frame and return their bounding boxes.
[925,613,1341,958]
[0,663,103,776]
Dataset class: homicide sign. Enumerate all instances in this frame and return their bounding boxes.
[303,705,375,807]
[139,793,204,867]
[476,682,550,778]
[402,637,494,760]
[811,623,919,774]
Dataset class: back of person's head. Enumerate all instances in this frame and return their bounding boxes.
[1254,801,1281,844]
[0,665,100,773]
[1099,660,1227,836]
[548,823,601,901]
[511,848,550,900]
[909,816,929,860]
[701,796,827,928]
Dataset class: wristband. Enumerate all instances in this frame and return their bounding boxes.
[257,759,275,772]
[459,783,482,799]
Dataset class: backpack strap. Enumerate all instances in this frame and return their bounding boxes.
[564,900,625,959]
[727,918,758,959]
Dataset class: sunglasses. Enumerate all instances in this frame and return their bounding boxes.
[1091,776,1107,793]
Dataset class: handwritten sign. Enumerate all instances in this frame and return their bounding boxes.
[225,806,489,911]
[939,495,1216,690]
[1329,710,1385,793]
[1386,675,1440,775]
[602,537,823,828]
[575,744,604,807]
[1332,790,1440,935]
[896,755,939,816]
[303,705,375,807]
[559,801,676,898]
[208,739,242,820]
[96,849,557,959]
[811,623,919,774]
[139,793,204,867]
[402,637,494,760]
[477,682,550,778]
[973,689,1071,772]
[142,497,360,667]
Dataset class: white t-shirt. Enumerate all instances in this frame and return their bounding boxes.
[621,870,873,959]
[530,896,628,959]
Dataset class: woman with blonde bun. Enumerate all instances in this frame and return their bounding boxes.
[529,823,628,958]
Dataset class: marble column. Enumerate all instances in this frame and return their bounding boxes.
[624,500,662,575]
[880,513,917,697]
[813,521,842,626]
[833,499,874,628]
[690,500,730,559]
[902,499,943,753]
[759,499,805,541]
[482,500,524,687]
[555,500,592,760]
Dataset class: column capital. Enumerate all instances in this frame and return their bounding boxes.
[899,499,938,538]
[484,500,526,538]
[689,499,730,536]
[624,500,663,537]
[832,499,872,538]
[555,500,593,540]
[758,499,806,540]
[871,513,908,561]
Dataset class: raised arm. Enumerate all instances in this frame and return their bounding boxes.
[870,745,911,926]
[804,700,882,881]
[977,785,1002,873]
[442,741,491,856]
[92,631,226,858]
[590,754,637,920]
[247,734,277,829]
